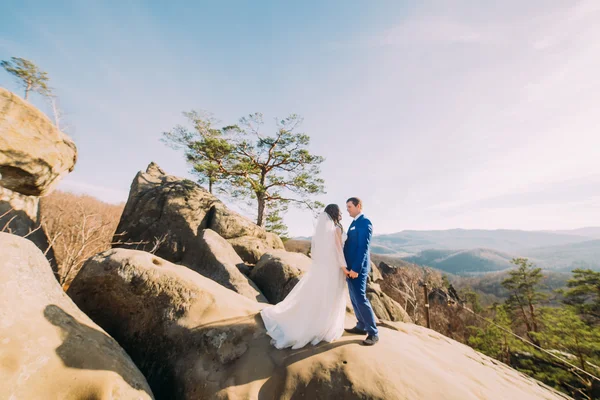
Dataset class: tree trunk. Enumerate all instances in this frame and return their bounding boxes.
[256,194,265,227]
[256,171,267,227]
[208,179,213,194]
[528,301,538,333]
[25,81,32,100]
[50,96,61,130]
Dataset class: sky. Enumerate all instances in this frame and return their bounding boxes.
[1,0,600,236]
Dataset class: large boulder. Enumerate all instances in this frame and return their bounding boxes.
[227,235,270,265]
[228,234,286,265]
[265,232,285,250]
[195,229,267,303]
[67,248,570,400]
[113,163,216,262]
[209,202,266,239]
[250,250,312,304]
[68,248,264,399]
[0,233,152,400]
[227,233,284,265]
[113,163,286,291]
[0,88,77,196]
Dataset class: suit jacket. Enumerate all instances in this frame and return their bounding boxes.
[343,215,373,273]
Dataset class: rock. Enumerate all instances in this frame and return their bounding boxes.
[250,250,312,304]
[0,187,57,275]
[0,233,152,400]
[113,163,283,297]
[265,232,285,249]
[113,163,267,300]
[369,260,383,282]
[195,229,267,303]
[113,165,215,263]
[227,234,284,265]
[367,282,413,323]
[236,263,252,276]
[227,235,269,264]
[379,261,398,275]
[67,247,570,400]
[209,202,267,239]
[67,248,264,399]
[0,88,77,196]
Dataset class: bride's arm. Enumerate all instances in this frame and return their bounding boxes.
[334,226,348,271]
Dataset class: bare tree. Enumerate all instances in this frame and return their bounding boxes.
[40,191,124,289]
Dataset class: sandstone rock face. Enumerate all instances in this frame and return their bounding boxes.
[195,229,267,303]
[209,202,267,240]
[0,186,56,274]
[227,235,269,265]
[0,233,152,400]
[227,233,284,265]
[67,248,264,399]
[0,88,77,196]
[113,163,216,263]
[68,247,570,400]
[369,260,383,282]
[265,232,285,250]
[113,163,284,296]
[367,282,412,323]
[250,250,312,304]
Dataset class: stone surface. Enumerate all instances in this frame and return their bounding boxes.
[68,247,570,400]
[195,229,267,303]
[113,163,284,300]
[250,250,312,304]
[0,88,77,196]
[0,233,152,400]
[367,282,412,323]
[0,186,57,275]
[227,235,272,265]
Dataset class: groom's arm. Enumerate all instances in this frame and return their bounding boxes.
[350,220,373,273]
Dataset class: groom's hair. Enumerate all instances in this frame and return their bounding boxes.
[346,197,362,207]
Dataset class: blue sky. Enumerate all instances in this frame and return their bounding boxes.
[2,1,600,236]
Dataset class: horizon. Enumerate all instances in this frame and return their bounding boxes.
[2,1,599,236]
[50,188,600,237]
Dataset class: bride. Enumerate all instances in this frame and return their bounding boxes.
[260,204,349,349]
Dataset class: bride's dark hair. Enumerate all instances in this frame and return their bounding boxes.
[324,204,342,230]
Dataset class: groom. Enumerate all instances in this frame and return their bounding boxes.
[343,197,379,346]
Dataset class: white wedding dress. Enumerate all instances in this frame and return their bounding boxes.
[260,212,349,349]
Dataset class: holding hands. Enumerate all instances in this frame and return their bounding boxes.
[342,267,358,279]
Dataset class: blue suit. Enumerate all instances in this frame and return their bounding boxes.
[344,215,378,336]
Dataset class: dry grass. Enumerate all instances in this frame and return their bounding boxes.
[39,190,124,289]
[284,239,311,256]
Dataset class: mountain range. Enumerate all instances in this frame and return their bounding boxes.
[370,227,600,275]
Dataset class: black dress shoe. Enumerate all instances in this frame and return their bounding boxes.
[362,335,379,346]
[344,326,367,335]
